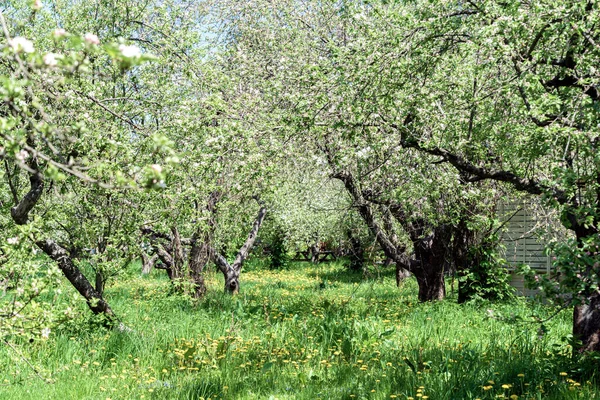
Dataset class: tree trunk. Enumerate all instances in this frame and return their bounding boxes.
[333,170,448,301]
[573,296,600,352]
[571,225,600,352]
[348,233,364,272]
[411,226,450,301]
[36,239,113,317]
[171,227,185,281]
[95,270,105,296]
[310,243,319,264]
[224,268,240,294]
[395,263,410,286]
[414,267,446,301]
[212,204,267,294]
[188,239,210,298]
[141,252,157,275]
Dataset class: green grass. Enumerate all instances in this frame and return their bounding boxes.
[1,261,598,399]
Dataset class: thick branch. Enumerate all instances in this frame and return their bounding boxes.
[11,165,43,225]
[232,206,267,270]
[212,251,232,275]
[395,134,568,203]
[36,239,113,316]
[331,170,411,270]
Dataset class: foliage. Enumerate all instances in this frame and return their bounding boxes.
[458,234,516,303]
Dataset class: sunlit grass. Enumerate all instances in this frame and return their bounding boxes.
[1,260,598,399]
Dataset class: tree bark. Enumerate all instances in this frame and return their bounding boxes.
[36,239,113,316]
[333,170,447,301]
[188,239,210,297]
[10,154,114,318]
[571,225,600,352]
[141,252,158,275]
[212,204,267,294]
[573,295,600,352]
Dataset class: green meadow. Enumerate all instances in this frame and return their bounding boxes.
[1,261,597,400]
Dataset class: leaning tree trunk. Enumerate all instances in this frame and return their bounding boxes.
[333,169,448,301]
[36,239,113,316]
[212,204,267,294]
[9,153,114,319]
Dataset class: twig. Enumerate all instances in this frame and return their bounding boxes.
[2,339,47,383]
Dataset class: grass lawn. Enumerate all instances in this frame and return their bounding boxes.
[1,261,598,399]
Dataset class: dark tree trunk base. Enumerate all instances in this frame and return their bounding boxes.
[416,271,446,302]
[574,294,600,352]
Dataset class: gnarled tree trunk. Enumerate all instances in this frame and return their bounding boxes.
[333,170,448,301]
[571,225,600,352]
[141,252,158,275]
[36,239,113,316]
[212,204,267,294]
[9,154,114,319]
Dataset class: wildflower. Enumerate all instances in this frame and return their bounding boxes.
[119,44,141,58]
[7,237,19,245]
[517,373,524,378]
[501,384,511,389]
[559,372,568,376]
[8,37,34,53]
[32,0,42,10]
[483,386,493,391]
[150,164,162,173]
[43,52,59,67]
[84,33,100,45]
[510,395,518,400]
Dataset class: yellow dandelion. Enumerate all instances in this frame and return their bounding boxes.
[559,372,568,376]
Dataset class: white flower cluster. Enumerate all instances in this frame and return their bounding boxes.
[8,37,34,54]
[84,33,100,45]
[119,44,141,58]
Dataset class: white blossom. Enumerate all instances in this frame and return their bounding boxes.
[8,37,34,54]
[7,237,19,245]
[150,164,162,174]
[15,149,29,161]
[119,44,141,58]
[32,0,43,10]
[43,52,59,67]
[53,28,67,38]
[84,33,100,45]
[41,327,51,339]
